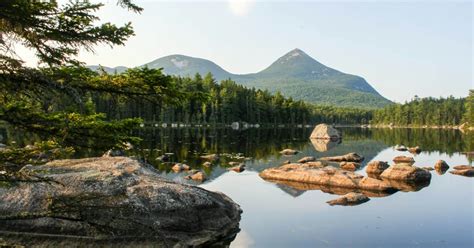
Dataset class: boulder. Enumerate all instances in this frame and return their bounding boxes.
[380,164,431,182]
[394,145,407,151]
[326,192,370,206]
[309,124,341,140]
[310,139,340,152]
[305,161,328,168]
[203,161,212,167]
[228,161,241,166]
[339,162,360,171]
[449,169,474,177]
[172,163,190,172]
[156,154,170,162]
[102,149,126,157]
[279,149,298,155]
[408,146,421,154]
[200,154,219,161]
[434,160,449,171]
[0,157,241,246]
[229,164,245,173]
[298,156,316,163]
[320,152,364,163]
[382,178,431,192]
[393,156,415,164]
[259,164,394,192]
[366,161,389,175]
[185,171,207,182]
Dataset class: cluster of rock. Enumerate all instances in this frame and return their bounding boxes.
[0,157,242,246]
[450,165,474,177]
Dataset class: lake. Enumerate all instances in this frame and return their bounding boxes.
[1,127,473,247]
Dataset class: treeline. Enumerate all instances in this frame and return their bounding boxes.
[371,92,472,127]
[92,70,372,125]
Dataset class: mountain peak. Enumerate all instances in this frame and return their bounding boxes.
[282,48,308,59]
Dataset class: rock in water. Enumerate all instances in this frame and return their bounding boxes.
[229,164,245,173]
[185,171,207,182]
[339,162,360,171]
[310,124,341,140]
[259,164,394,192]
[453,165,474,170]
[366,161,389,175]
[380,164,431,182]
[0,157,241,246]
[393,156,415,164]
[408,146,421,154]
[280,149,298,155]
[449,169,474,177]
[320,152,364,163]
[434,160,450,171]
[298,156,316,163]
[394,145,408,151]
[172,163,190,172]
[326,192,370,206]
[200,154,219,161]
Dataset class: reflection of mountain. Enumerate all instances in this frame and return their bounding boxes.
[275,183,306,197]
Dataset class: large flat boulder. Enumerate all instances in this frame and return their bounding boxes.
[259,164,394,192]
[0,157,241,247]
[380,164,431,182]
[310,124,341,140]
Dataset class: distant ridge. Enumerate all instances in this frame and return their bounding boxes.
[88,48,392,108]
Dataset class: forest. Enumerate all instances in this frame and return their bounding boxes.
[371,91,472,127]
[91,69,373,125]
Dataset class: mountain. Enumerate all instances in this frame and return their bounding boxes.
[88,49,391,108]
[86,65,128,74]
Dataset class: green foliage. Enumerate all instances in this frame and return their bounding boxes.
[371,95,468,126]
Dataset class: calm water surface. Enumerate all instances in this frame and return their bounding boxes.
[2,127,473,247]
[135,127,473,248]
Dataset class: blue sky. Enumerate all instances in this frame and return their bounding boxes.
[20,0,473,102]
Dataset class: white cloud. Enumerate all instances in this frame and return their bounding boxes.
[228,0,255,17]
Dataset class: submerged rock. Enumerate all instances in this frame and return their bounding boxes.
[339,161,360,171]
[366,161,389,175]
[259,164,394,192]
[380,164,431,182]
[0,157,241,246]
[320,152,364,163]
[434,160,450,171]
[309,124,341,140]
[280,149,298,155]
[392,156,415,164]
[298,156,316,163]
[326,192,370,206]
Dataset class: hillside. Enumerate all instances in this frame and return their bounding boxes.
[88,49,392,108]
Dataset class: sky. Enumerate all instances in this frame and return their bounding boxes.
[18,0,473,103]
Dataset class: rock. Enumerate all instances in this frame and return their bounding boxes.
[320,152,364,163]
[200,154,219,161]
[309,124,341,140]
[421,166,434,171]
[449,169,474,177]
[434,160,449,171]
[228,161,241,166]
[102,149,126,157]
[408,146,421,154]
[259,164,394,192]
[229,164,245,173]
[0,157,241,246]
[282,160,291,164]
[394,145,407,151]
[185,171,207,182]
[297,156,315,163]
[392,156,415,164]
[380,164,431,182]
[156,154,170,162]
[203,161,212,167]
[280,149,298,155]
[453,165,474,170]
[383,178,431,192]
[326,192,370,206]
[172,163,190,172]
[366,161,389,175]
[305,161,328,168]
[339,162,360,171]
